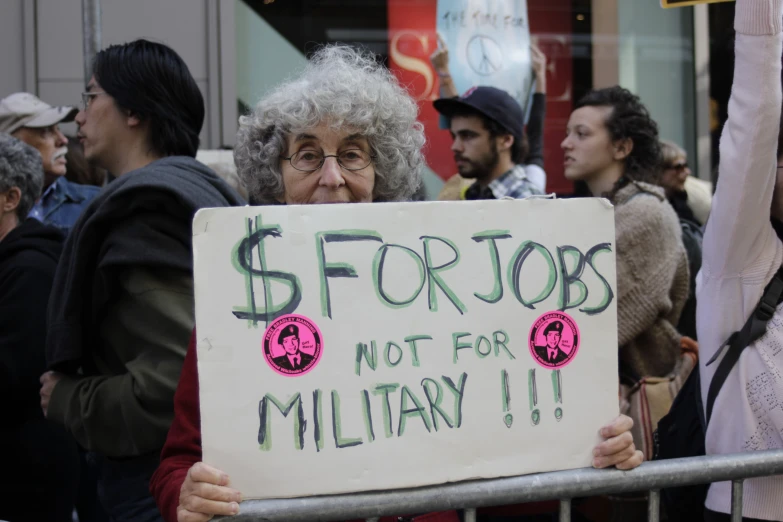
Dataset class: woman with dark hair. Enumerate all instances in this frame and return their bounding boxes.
[561,86,690,382]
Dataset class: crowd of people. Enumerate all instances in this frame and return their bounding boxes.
[0,0,781,521]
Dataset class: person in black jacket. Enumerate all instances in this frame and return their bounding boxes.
[0,133,79,522]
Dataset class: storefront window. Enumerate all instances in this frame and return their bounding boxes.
[235,0,700,198]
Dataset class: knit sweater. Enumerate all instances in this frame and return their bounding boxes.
[614,181,690,379]
[697,0,783,518]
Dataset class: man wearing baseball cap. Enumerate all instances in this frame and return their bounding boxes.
[0,92,99,234]
[434,86,545,200]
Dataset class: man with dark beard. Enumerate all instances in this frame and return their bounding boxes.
[434,86,544,200]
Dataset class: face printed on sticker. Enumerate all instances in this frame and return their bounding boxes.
[546,331,561,350]
[281,334,300,355]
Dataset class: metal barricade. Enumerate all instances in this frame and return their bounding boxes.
[223,449,783,521]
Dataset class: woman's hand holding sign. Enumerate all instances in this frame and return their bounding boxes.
[592,414,644,470]
[174,414,641,521]
[177,462,241,522]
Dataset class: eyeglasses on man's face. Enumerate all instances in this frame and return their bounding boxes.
[80,91,106,111]
[281,149,374,172]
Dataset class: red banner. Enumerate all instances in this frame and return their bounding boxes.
[387,0,574,194]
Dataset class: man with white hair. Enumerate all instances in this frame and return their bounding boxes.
[0,92,99,234]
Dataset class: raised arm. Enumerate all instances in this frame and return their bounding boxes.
[702,0,783,276]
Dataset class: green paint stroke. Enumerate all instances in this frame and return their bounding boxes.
[255,216,275,328]
[471,229,512,240]
[528,369,537,410]
[557,247,587,311]
[316,230,383,319]
[385,341,403,367]
[258,392,304,452]
[493,330,515,360]
[475,335,492,358]
[373,383,400,438]
[372,244,427,310]
[313,389,324,452]
[421,378,454,431]
[331,390,362,448]
[231,219,256,329]
[452,332,472,363]
[442,373,468,428]
[501,369,510,412]
[582,243,614,315]
[507,241,558,308]
[398,385,432,436]
[421,236,467,314]
[354,341,378,376]
[361,390,375,442]
[404,335,432,367]
[471,230,511,304]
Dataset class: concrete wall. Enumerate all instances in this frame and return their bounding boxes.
[0,0,235,148]
[0,1,31,96]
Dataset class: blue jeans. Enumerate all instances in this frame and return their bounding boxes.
[87,451,163,522]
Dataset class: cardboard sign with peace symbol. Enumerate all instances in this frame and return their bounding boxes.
[436,0,534,119]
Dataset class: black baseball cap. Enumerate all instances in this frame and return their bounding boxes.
[433,86,524,139]
[278,324,299,343]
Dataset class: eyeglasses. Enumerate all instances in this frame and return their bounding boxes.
[667,162,688,171]
[281,149,373,172]
[81,91,106,111]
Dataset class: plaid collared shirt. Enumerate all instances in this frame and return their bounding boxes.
[464,164,544,200]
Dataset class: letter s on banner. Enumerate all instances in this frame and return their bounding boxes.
[390,31,436,101]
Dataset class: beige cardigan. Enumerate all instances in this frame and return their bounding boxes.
[614,181,690,378]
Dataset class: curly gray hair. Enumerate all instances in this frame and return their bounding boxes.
[0,133,43,219]
[235,45,425,203]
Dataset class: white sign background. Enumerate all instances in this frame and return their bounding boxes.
[193,199,618,500]
[437,0,534,114]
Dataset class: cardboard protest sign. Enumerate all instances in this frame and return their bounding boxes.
[661,0,733,7]
[193,199,619,500]
[436,0,534,116]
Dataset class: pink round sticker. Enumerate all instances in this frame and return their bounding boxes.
[262,314,323,377]
[528,311,580,369]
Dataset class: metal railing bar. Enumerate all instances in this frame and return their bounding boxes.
[647,489,660,522]
[731,479,744,522]
[559,498,571,522]
[224,449,783,522]
[464,508,476,522]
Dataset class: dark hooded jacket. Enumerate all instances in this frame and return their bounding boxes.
[45,156,245,458]
[0,218,79,521]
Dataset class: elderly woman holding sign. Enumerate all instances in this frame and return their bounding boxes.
[149,45,642,522]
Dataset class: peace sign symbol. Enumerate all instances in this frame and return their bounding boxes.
[466,35,502,76]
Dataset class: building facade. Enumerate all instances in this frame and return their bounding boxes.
[1,0,714,196]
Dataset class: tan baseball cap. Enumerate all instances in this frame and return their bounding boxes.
[0,92,78,134]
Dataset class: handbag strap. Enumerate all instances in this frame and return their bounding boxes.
[705,267,783,425]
